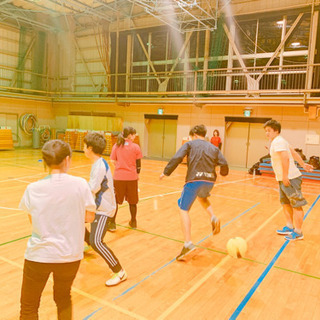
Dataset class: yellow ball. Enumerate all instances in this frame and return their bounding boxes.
[227,237,247,258]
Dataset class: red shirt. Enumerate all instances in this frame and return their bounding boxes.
[210,136,221,148]
[110,139,142,180]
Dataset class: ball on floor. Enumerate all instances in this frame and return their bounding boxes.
[227,237,247,258]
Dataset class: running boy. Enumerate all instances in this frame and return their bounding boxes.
[160,124,229,260]
[264,120,313,240]
[83,132,127,286]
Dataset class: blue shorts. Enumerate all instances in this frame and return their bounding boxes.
[178,181,214,211]
[279,176,307,208]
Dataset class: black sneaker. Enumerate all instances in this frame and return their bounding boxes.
[212,218,220,235]
[176,243,196,261]
[107,220,116,232]
[129,220,137,229]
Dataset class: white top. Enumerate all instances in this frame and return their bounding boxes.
[89,157,116,217]
[19,174,96,263]
[270,135,301,181]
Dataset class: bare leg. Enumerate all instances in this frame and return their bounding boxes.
[282,204,294,228]
[179,209,191,243]
[197,197,220,234]
[293,207,304,233]
[197,197,216,221]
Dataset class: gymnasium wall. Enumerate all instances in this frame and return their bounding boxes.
[53,102,320,159]
[1,97,319,159]
[0,97,55,147]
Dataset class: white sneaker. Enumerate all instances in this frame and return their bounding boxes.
[105,270,127,287]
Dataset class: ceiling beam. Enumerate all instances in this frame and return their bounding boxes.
[256,13,304,82]
[0,6,59,31]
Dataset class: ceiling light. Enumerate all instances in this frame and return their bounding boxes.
[276,21,284,25]
[291,42,301,47]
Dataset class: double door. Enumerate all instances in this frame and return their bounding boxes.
[224,122,269,168]
[147,118,177,160]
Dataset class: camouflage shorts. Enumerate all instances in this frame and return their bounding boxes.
[279,176,307,208]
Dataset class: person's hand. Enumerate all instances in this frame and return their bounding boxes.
[159,173,165,180]
[282,176,291,187]
[303,163,314,172]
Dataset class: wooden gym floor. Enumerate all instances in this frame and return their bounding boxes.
[1,149,320,320]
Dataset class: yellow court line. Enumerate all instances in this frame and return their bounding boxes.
[245,207,282,242]
[156,256,232,320]
[0,256,147,320]
[71,287,148,320]
[156,207,283,320]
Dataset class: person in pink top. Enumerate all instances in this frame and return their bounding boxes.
[109,127,143,230]
[210,129,222,150]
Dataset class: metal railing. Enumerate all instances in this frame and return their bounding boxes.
[0,63,320,99]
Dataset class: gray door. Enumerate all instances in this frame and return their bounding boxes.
[147,119,177,159]
[225,122,267,168]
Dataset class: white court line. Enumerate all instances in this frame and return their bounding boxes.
[0,163,92,184]
[0,212,24,220]
[214,194,254,203]
[13,179,33,184]
[69,164,91,169]
[0,206,21,211]
[0,173,44,183]
[0,153,42,161]
[138,177,252,202]
[236,180,320,196]
[0,177,253,219]
[0,207,24,219]
[257,174,320,188]
[139,181,181,190]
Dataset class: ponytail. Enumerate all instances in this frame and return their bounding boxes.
[116,127,136,146]
[116,133,125,146]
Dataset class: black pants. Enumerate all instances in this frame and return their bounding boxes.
[20,259,80,320]
[85,214,122,273]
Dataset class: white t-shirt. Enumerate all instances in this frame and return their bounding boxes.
[270,135,301,181]
[19,174,96,263]
[89,157,116,217]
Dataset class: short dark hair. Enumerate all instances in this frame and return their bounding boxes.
[42,140,72,168]
[189,124,207,137]
[264,120,281,133]
[84,132,106,155]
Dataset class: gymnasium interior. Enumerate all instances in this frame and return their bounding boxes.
[1,0,320,319]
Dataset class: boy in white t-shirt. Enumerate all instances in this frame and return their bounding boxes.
[19,140,96,319]
[264,120,313,240]
[83,132,127,286]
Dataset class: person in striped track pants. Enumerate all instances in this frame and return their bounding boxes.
[83,132,127,286]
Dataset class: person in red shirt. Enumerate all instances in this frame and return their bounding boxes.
[109,127,142,230]
[210,129,222,149]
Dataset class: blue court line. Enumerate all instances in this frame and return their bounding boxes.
[113,202,260,301]
[198,202,260,244]
[83,308,102,320]
[229,194,320,320]
[82,202,260,319]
